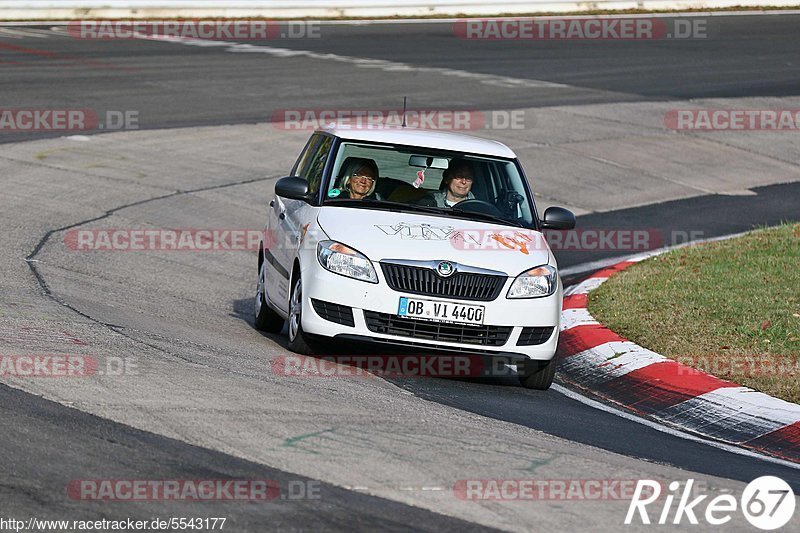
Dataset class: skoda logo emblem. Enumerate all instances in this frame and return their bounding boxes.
[436,261,455,278]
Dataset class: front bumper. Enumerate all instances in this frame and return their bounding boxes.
[300,261,561,361]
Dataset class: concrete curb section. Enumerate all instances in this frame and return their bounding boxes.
[558,255,800,464]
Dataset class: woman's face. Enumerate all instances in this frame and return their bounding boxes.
[446,166,474,200]
[348,166,376,199]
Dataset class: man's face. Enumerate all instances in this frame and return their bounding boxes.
[349,166,376,198]
[447,166,473,199]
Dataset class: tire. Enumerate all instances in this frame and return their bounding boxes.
[254,256,285,333]
[518,358,557,390]
[287,276,319,355]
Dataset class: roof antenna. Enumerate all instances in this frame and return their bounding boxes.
[402,97,407,128]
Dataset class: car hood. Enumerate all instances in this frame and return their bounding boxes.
[317,206,552,276]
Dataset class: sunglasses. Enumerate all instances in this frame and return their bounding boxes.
[352,174,375,182]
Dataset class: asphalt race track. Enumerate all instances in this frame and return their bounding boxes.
[1,15,799,532]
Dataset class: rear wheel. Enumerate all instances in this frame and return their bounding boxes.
[287,276,318,355]
[517,358,557,390]
[254,257,284,333]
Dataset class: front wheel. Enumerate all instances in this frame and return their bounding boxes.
[517,358,557,390]
[287,276,318,355]
[254,258,284,333]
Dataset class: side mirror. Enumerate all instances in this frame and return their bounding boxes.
[541,207,576,230]
[275,176,310,201]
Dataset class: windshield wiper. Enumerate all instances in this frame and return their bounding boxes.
[449,209,525,228]
[326,199,375,207]
[326,199,446,216]
[326,199,526,228]
[372,201,447,216]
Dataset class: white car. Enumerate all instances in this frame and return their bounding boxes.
[255,125,575,389]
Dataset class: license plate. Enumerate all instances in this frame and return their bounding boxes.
[398,297,485,326]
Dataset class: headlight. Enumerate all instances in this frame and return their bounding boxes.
[317,240,378,283]
[507,265,557,299]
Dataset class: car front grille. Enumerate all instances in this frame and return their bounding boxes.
[380,263,505,301]
[311,299,355,327]
[516,326,555,346]
[363,311,511,346]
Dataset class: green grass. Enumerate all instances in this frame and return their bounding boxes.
[588,223,800,404]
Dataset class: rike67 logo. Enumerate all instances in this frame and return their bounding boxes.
[625,477,795,530]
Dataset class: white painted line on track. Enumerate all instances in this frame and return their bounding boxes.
[136,33,569,89]
[0,27,64,38]
[562,341,668,381]
[661,387,800,429]
[0,28,48,38]
[565,276,608,295]
[12,28,56,37]
[552,383,800,470]
[559,307,600,331]
[4,11,800,26]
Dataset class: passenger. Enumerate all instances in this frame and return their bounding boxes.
[339,158,381,200]
[419,158,476,207]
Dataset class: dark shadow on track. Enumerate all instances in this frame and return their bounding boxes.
[387,370,800,491]
[0,382,500,532]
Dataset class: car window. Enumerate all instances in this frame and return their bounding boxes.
[492,160,534,223]
[322,141,536,227]
[292,134,319,177]
[328,144,445,189]
[302,135,334,196]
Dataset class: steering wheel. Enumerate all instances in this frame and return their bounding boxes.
[493,190,525,216]
[451,199,504,218]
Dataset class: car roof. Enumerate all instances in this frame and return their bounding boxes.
[318,124,517,159]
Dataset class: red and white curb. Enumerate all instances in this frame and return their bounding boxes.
[558,257,800,464]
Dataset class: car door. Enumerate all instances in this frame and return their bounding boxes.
[266,133,334,311]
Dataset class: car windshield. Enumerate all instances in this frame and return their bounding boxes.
[323,142,537,227]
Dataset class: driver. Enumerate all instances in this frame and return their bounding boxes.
[420,158,476,208]
[339,158,381,200]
